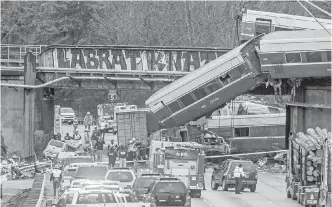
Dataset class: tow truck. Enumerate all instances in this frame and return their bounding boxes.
[149,140,205,198]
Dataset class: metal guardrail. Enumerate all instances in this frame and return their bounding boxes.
[0,44,46,66]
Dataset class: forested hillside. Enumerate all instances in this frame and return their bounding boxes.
[2,1,330,115]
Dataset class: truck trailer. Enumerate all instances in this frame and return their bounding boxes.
[285,85,331,207]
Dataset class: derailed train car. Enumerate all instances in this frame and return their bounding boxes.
[145,34,266,128]
[257,29,331,79]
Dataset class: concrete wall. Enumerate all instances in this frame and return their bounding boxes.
[1,80,26,157]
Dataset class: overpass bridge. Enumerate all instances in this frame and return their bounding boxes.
[0,44,297,157]
[1,44,234,157]
[1,44,231,90]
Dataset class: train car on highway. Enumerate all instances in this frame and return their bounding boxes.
[239,9,331,43]
[145,35,265,128]
[257,29,332,79]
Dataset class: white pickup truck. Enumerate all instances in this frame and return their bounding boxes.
[47,189,150,207]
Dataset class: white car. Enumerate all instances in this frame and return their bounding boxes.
[61,163,96,191]
[105,168,136,190]
[43,139,67,159]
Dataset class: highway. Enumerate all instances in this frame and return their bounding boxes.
[61,124,301,207]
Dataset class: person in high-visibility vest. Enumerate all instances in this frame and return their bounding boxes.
[233,164,245,194]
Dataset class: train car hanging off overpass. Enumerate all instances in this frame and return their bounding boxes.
[145,35,266,128]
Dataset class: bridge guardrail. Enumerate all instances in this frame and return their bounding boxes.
[1,44,46,67]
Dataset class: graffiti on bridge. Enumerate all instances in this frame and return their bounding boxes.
[40,47,228,72]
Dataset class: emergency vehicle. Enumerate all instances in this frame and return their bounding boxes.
[149,140,205,198]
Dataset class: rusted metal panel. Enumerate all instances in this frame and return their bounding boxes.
[305,86,331,106]
[288,86,331,136]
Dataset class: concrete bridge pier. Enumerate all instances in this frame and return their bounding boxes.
[1,52,54,158]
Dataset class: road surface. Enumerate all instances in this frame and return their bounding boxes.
[192,171,301,207]
[60,124,300,207]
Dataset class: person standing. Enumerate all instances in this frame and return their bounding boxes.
[118,146,127,167]
[84,112,93,130]
[50,165,62,198]
[73,129,82,140]
[233,164,245,194]
[95,137,105,162]
[108,147,117,167]
[108,139,117,150]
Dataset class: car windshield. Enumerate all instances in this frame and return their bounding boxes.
[155,182,186,194]
[64,157,94,167]
[61,108,74,113]
[49,140,65,148]
[106,171,134,182]
[137,178,158,189]
[230,162,256,172]
[77,193,116,204]
[75,166,108,179]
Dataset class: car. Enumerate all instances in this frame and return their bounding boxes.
[105,167,136,190]
[143,177,191,207]
[72,164,109,181]
[43,139,67,159]
[61,162,97,191]
[211,159,258,192]
[48,188,80,207]
[64,189,119,205]
[132,173,162,201]
[62,155,94,169]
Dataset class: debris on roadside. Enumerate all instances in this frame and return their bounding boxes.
[1,156,51,180]
[1,188,31,207]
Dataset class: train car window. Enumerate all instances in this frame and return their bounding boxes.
[326,51,331,61]
[228,65,246,81]
[155,107,170,120]
[234,127,249,137]
[219,73,231,85]
[274,27,293,31]
[206,80,221,94]
[168,101,182,113]
[285,53,301,63]
[255,19,271,36]
[305,52,322,63]
[193,87,208,100]
[180,93,195,107]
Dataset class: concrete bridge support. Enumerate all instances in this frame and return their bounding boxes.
[1,52,54,158]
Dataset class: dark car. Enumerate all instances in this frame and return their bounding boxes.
[132,173,162,201]
[211,159,257,192]
[143,177,191,207]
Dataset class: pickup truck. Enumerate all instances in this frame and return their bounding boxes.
[46,189,150,207]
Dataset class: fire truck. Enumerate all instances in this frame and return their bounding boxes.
[149,140,205,198]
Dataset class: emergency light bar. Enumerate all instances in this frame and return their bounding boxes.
[159,177,179,181]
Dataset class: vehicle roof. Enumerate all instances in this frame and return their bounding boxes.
[81,180,120,185]
[245,9,331,24]
[77,189,115,194]
[259,30,331,52]
[145,38,255,104]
